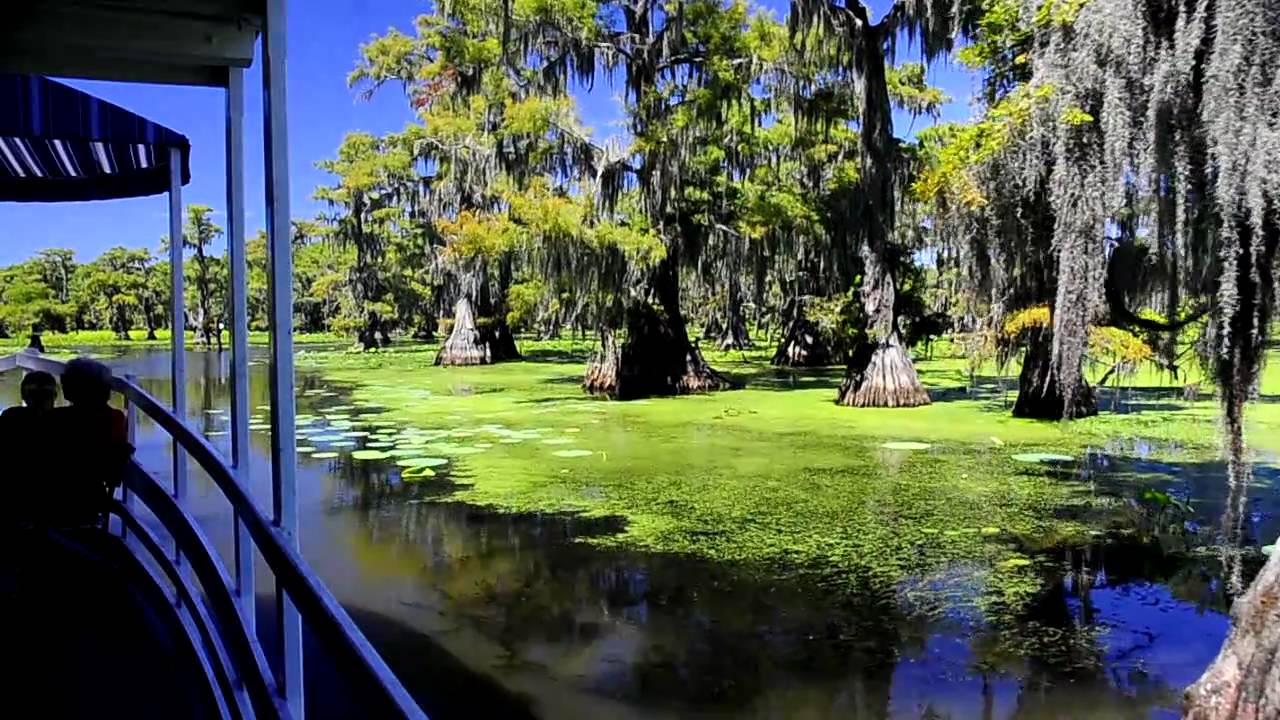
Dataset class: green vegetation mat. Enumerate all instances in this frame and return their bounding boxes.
[297,340,1280,606]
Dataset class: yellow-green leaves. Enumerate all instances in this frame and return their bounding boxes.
[1088,326,1153,367]
[1003,305,1053,337]
[1035,0,1092,27]
[914,84,1055,207]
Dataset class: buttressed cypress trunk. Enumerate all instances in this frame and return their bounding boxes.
[435,296,491,366]
[835,21,928,408]
[583,254,731,399]
[772,305,831,367]
[435,261,521,366]
[1012,326,1097,420]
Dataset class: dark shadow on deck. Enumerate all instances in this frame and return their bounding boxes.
[0,528,218,718]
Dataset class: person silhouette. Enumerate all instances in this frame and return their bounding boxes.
[1,370,58,418]
[0,371,59,527]
[47,359,133,528]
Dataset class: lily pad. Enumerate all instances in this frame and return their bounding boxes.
[401,466,436,480]
[541,438,573,445]
[366,441,395,448]
[396,457,450,468]
[881,441,931,451]
[351,449,390,461]
[343,431,371,438]
[499,438,524,444]
[310,434,345,443]
[1011,452,1076,464]
[330,440,358,448]
[296,446,317,453]
[248,423,270,431]
[388,448,423,457]
[552,449,593,458]
[311,452,339,459]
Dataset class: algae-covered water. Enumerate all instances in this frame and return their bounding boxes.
[4,344,1277,719]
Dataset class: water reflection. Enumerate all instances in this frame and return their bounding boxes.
[0,348,1273,719]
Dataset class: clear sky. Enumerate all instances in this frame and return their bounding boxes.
[0,0,976,266]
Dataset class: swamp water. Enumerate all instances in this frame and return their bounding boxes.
[2,347,1276,720]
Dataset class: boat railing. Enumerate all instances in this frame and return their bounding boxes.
[0,350,426,720]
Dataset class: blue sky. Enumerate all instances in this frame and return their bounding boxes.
[0,0,976,265]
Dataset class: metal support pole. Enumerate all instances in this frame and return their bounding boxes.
[226,66,255,633]
[168,148,188,587]
[262,1,302,713]
[122,373,139,541]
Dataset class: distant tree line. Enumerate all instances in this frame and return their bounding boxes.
[0,205,352,347]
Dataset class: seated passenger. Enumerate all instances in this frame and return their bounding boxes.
[0,371,59,527]
[47,359,133,528]
[0,370,58,422]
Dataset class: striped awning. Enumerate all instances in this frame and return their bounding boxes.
[0,74,191,202]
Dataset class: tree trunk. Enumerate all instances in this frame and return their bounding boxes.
[583,301,732,399]
[772,300,831,367]
[488,253,520,361]
[357,311,381,351]
[487,318,521,361]
[702,315,723,342]
[833,19,928,409]
[584,253,731,398]
[717,277,752,351]
[1184,542,1280,719]
[837,240,930,407]
[836,334,930,407]
[1012,327,1098,419]
[583,329,620,396]
[413,318,436,342]
[435,297,491,365]
[1185,213,1280,720]
[113,308,131,341]
[541,310,562,340]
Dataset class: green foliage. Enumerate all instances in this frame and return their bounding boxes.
[70,247,153,340]
[180,205,226,346]
[807,288,869,360]
[914,84,1055,207]
[887,63,950,118]
[316,131,424,343]
[505,279,546,332]
[0,259,74,336]
[955,0,1034,101]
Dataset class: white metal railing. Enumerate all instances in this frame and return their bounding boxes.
[2,351,426,719]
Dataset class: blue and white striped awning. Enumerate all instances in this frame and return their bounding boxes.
[0,74,191,202]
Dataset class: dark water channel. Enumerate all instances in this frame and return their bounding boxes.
[3,348,1276,720]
